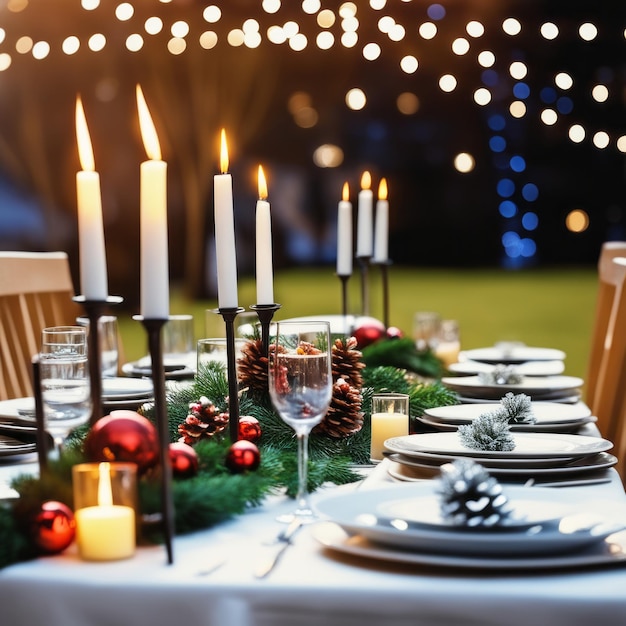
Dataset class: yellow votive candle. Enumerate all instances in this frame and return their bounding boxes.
[75,462,135,561]
[370,393,409,462]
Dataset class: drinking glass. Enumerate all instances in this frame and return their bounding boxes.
[77,316,119,377]
[268,321,332,523]
[40,325,91,456]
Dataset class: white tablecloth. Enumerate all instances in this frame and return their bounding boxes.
[1,456,626,626]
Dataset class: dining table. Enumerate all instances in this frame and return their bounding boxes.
[1,445,626,626]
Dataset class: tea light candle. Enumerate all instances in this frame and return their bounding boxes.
[75,462,135,561]
[370,393,409,462]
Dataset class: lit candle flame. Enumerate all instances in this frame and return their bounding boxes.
[258,165,268,200]
[136,84,161,161]
[360,171,371,191]
[75,95,95,172]
[97,462,113,507]
[220,128,229,174]
[342,181,350,202]
[378,177,388,201]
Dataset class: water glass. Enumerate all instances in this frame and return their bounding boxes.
[197,338,246,376]
[163,315,195,368]
[413,311,442,351]
[41,325,88,357]
[77,315,119,377]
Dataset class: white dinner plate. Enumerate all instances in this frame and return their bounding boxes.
[449,360,565,376]
[417,414,596,434]
[121,361,195,381]
[313,483,626,558]
[424,401,592,424]
[386,454,618,481]
[0,397,36,423]
[101,377,154,400]
[313,522,626,571]
[460,345,567,364]
[0,434,37,457]
[384,432,613,460]
[442,375,584,400]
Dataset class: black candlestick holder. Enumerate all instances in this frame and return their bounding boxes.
[73,295,123,427]
[372,260,393,330]
[133,315,174,565]
[357,256,371,317]
[336,274,350,319]
[31,355,48,475]
[212,306,245,442]
[249,303,282,357]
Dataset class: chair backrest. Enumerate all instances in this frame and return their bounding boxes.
[0,251,82,400]
[586,242,626,422]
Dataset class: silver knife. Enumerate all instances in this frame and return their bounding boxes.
[255,517,303,579]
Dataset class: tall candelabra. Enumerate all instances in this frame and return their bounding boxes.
[357,256,371,316]
[373,260,392,330]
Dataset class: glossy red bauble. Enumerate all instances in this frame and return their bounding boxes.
[31,501,76,554]
[238,416,262,444]
[168,442,199,479]
[84,410,159,474]
[352,318,387,349]
[386,326,404,339]
[225,440,261,473]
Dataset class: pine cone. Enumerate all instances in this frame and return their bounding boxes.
[313,378,363,438]
[332,337,365,388]
[178,396,229,445]
[237,339,269,393]
[437,459,513,527]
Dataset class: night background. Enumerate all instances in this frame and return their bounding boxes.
[0,0,624,306]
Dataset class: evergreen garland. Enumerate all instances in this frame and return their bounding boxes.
[0,354,459,570]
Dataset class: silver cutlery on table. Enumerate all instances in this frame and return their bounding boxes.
[255,517,304,579]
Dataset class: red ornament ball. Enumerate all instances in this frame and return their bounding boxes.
[238,416,262,444]
[169,442,198,479]
[225,440,261,473]
[84,410,159,474]
[31,501,76,554]
[386,326,404,339]
[352,319,387,349]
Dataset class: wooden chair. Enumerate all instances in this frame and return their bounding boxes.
[586,242,626,428]
[0,251,82,400]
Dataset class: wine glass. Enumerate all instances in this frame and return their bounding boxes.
[39,326,91,457]
[268,321,332,523]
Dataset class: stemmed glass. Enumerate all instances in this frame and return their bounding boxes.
[268,321,332,523]
[39,326,92,457]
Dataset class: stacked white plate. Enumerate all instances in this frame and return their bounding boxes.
[383,431,616,483]
[418,401,596,433]
[102,377,154,411]
[441,374,584,403]
[449,359,565,377]
[459,345,566,364]
[313,482,626,571]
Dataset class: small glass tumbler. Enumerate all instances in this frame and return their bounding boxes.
[196,338,246,378]
[77,315,119,377]
[72,462,138,561]
[435,319,461,367]
[163,314,195,368]
[370,393,410,462]
[413,312,442,351]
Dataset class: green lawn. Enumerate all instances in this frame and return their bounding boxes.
[117,265,598,381]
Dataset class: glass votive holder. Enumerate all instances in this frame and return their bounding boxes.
[413,311,442,351]
[197,338,246,376]
[163,314,196,368]
[370,393,410,463]
[434,319,461,367]
[72,462,137,561]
